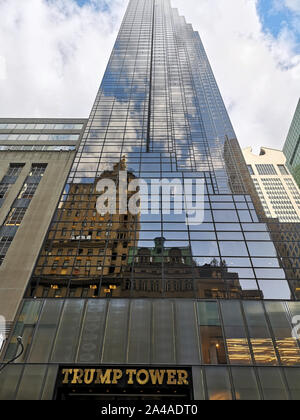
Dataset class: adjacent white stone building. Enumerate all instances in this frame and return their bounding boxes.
[243,147,300,222]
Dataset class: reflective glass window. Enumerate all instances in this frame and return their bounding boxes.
[205,367,232,400]
[243,301,278,365]
[197,302,226,365]
[231,367,261,400]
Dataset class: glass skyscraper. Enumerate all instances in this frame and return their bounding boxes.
[283,99,300,189]
[1,0,300,401]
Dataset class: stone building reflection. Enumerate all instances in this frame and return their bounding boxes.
[267,220,300,300]
[122,237,262,300]
[28,158,262,300]
[28,158,140,298]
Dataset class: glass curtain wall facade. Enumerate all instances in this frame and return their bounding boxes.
[283,99,300,188]
[2,0,300,400]
[26,0,293,301]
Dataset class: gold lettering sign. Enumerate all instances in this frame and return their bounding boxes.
[126,369,136,385]
[149,369,165,385]
[136,369,149,385]
[71,369,84,384]
[84,369,96,385]
[95,369,112,384]
[112,369,123,384]
[60,368,190,386]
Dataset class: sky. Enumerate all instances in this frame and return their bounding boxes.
[0,0,299,153]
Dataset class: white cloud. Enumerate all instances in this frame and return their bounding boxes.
[0,0,299,153]
[284,0,300,13]
[0,0,127,117]
[271,0,300,14]
[271,0,300,39]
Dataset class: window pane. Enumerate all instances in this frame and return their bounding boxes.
[258,368,289,400]
[197,302,220,326]
[232,367,261,400]
[102,300,129,364]
[205,367,232,400]
[247,242,277,257]
[265,302,300,366]
[16,365,47,400]
[220,301,252,365]
[258,280,291,300]
[284,368,300,400]
[77,299,108,363]
[192,367,205,400]
[219,242,248,257]
[28,300,63,363]
[127,299,151,364]
[0,364,23,400]
[50,300,85,363]
[4,301,42,362]
[243,301,278,365]
[41,366,59,400]
[174,301,201,364]
[152,300,176,364]
[197,302,226,365]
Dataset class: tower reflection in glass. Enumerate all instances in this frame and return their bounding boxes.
[27,0,293,301]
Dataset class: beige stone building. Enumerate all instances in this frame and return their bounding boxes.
[0,118,86,347]
[243,147,300,222]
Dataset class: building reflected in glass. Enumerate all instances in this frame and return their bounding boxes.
[2,0,300,401]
